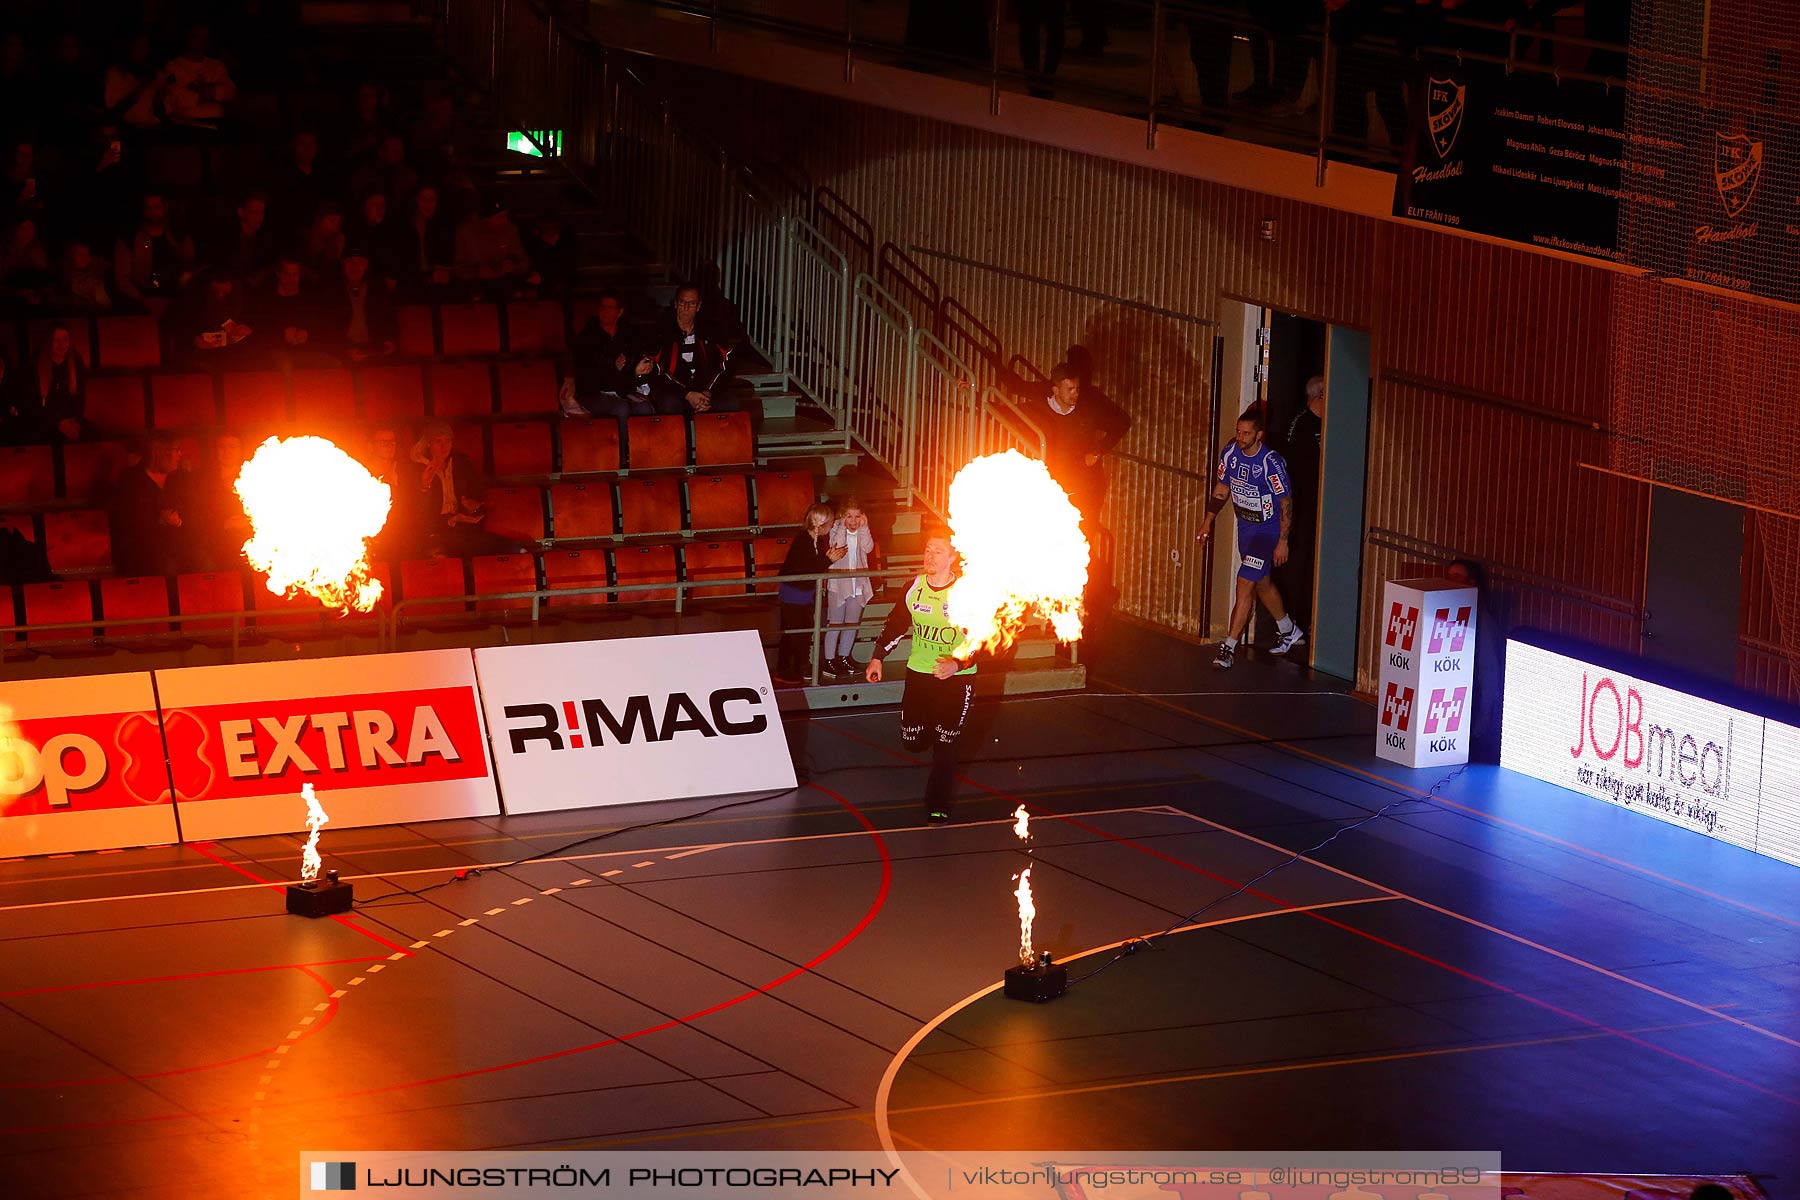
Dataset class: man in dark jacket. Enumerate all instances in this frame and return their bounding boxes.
[570,291,649,419]
[111,431,197,575]
[1022,361,1128,524]
[639,284,739,415]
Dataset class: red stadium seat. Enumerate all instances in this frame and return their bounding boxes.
[480,486,546,545]
[543,548,610,608]
[472,554,539,615]
[397,304,436,357]
[560,418,621,474]
[612,545,677,603]
[619,477,682,536]
[250,576,326,635]
[149,373,219,428]
[100,575,171,637]
[693,411,753,467]
[505,300,567,353]
[490,420,554,477]
[753,471,816,528]
[548,482,615,540]
[626,415,686,470]
[496,360,559,414]
[43,510,111,573]
[751,535,792,594]
[85,375,148,434]
[95,316,161,369]
[291,369,358,430]
[684,540,751,598]
[428,362,493,418]
[23,581,95,644]
[61,441,129,503]
[28,319,95,366]
[687,475,750,532]
[0,513,36,544]
[0,445,55,505]
[176,572,246,637]
[222,371,290,430]
[440,303,501,356]
[358,364,426,423]
[398,558,468,620]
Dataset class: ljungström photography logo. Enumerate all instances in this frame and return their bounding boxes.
[311,1161,356,1191]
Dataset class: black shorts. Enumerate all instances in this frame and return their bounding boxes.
[899,669,976,750]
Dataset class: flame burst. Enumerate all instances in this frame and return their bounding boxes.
[946,451,1088,656]
[1012,867,1036,966]
[1012,803,1031,841]
[237,436,391,612]
[299,782,328,883]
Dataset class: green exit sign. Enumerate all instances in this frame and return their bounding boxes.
[507,129,562,158]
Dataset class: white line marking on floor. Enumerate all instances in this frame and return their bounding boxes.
[664,845,720,860]
[409,941,429,949]
[540,888,562,895]
[512,897,532,906]
[458,918,479,926]
[485,908,505,916]
[570,878,593,886]
[433,929,453,938]
[632,861,655,869]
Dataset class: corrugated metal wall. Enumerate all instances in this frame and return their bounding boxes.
[696,75,1655,690]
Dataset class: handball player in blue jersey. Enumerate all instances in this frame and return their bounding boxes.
[1196,407,1305,669]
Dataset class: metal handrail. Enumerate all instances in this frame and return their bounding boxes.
[1364,527,1646,621]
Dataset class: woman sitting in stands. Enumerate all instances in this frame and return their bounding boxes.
[19,324,89,443]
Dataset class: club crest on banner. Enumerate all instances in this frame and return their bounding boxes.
[1715,132,1763,218]
[1427,76,1466,159]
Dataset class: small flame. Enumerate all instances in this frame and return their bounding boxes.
[238,436,391,613]
[946,451,1089,656]
[299,782,328,883]
[1013,867,1036,966]
[1012,804,1031,841]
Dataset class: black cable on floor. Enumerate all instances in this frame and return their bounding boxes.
[1065,763,1470,987]
[350,782,809,910]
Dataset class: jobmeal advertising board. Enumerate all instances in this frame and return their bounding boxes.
[1501,636,1800,869]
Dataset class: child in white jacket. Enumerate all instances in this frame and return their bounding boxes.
[824,496,875,678]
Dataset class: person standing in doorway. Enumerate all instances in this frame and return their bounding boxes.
[1197,408,1304,669]
[1277,373,1325,634]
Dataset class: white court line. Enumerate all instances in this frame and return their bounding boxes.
[0,805,1166,915]
[872,894,1399,1200]
[1157,807,1800,1051]
[664,846,722,860]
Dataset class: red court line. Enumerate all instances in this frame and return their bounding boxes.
[819,718,1800,1110]
[0,781,891,1132]
[187,841,411,957]
[1,964,341,1090]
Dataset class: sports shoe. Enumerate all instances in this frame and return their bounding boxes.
[1212,642,1235,669]
[1270,626,1307,656]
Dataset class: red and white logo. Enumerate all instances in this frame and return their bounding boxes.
[1428,606,1471,654]
[1385,603,1419,652]
[1381,684,1415,731]
[1425,687,1467,734]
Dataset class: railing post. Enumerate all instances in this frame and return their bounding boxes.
[809,580,824,687]
[989,0,1003,115]
[1316,9,1334,188]
[843,0,855,82]
[1146,0,1163,149]
[902,329,921,506]
[833,259,852,429]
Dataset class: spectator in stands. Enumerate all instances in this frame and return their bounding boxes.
[775,502,841,683]
[257,254,337,367]
[435,166,481,229]
[172,269,256,367]
[0,217,50,308]
[350,134,419,215]
[347,191,401,287]
[1017,0,1066,97]
[111,431,195,576]
[824,496,876,679]
[362,423,417,559]
[21,324,88,444]
[1327,0,1410,148]
[53,241,112,313]
[338,81,390,169]
[408,90,462,180]
[690,261,746,346]
[1277,374,1325,632]
[202,192,276,287]
[301,200,346,281]
[115,192,195,313]
[67,124,140,249]
[1027,361,1127,526]
[409,420,518,558]
[161,24,237,128]
[453,196,536,299]
[335,247,396,362]
[268,130,330,242]
[186,431,251,570]
[523,213,575,298]
[640,284,739,415]
[103,32,168,129]
[0,350,30,442]
[570,291,647,419]
[400,184,454,297]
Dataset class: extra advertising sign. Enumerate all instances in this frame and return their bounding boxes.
[1502,638,1800,869]
[0,672,178,857]
[1374,578,1478,770]
[154,649,500,840]
[474,630,794,815]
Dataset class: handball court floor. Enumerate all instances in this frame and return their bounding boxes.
[4,620,1800,1199]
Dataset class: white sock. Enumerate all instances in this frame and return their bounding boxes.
[1277,616,1295,635]
[1224,637,1238,651]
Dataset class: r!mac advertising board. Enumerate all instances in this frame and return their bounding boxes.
[0,672,180,857]
[1502,638,1800,870]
